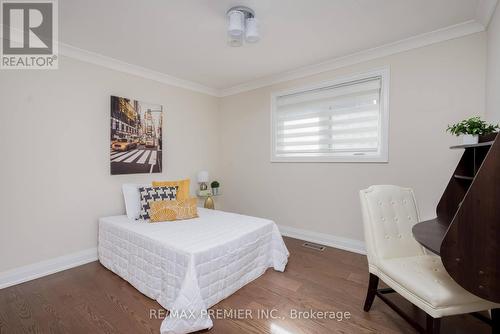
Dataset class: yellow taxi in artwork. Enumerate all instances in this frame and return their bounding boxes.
[112,138,137,151]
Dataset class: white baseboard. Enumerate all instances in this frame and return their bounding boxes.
[0,228,363,289]
[0,248,98,290]
[278,225,366,255]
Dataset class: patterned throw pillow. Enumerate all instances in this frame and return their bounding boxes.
[138,186,177,220]
[152,179,190,201]
[149,198,198,222]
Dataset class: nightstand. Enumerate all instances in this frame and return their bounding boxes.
[197,190,221,209]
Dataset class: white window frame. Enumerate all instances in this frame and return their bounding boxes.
[270,67,390,163]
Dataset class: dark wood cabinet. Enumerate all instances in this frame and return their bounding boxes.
[412,133,500,303]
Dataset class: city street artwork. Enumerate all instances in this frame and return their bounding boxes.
[110,95,163,175]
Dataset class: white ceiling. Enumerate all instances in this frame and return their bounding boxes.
[59,0,492,93]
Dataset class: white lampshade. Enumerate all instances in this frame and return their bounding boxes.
[245,17,259,43]
[197,171,209,183]
[228,10,244,37]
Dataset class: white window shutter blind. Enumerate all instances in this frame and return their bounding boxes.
[272,74,387,161]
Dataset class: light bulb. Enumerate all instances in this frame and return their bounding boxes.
[245,17,259,43]
[228,35,243,47]
[228,10,244,37]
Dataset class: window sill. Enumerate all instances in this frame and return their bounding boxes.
[270,154,388,163]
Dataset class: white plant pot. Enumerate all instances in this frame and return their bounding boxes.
[461,134,479,145]
[212,188,219,195]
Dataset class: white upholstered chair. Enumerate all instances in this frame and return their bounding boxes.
[359,185,499,334]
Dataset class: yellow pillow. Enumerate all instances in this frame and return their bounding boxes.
[152,179,190,200]
[149,198,198,222]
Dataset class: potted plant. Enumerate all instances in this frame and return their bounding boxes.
[446,117,499,145]
[211,181,220,195]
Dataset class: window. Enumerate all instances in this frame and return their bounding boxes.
[271,68,389,162]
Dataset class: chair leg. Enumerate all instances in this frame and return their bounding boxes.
[426,314,441,334]
[492,309,499,334]
[363,273,379,312]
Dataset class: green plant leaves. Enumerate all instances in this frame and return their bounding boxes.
[446,117,499,136]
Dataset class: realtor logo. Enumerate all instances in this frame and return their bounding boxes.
[1,0,58,69]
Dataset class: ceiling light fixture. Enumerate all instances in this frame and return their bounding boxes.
[226,6,259,47]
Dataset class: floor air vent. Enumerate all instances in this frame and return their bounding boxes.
[302,242,326,251]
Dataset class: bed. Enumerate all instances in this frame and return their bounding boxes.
[98,208,289,334]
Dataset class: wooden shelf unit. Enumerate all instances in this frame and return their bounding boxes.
[449,141,494,149]
[453,174,474,181]
[412,133,500,303]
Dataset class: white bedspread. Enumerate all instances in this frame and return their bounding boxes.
[98,208,289,334]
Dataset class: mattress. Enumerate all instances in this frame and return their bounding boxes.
[98,208,289,334]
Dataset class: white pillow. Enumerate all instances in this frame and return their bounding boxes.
[122,183,150,220]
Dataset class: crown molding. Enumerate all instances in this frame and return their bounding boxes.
[475,0,499,28]
[59,43,219,97]
[57,11,491,98]
[219,20,485,97]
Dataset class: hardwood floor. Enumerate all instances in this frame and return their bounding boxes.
[0,237,492,334]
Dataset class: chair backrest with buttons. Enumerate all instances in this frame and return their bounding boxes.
[360,185,425,267]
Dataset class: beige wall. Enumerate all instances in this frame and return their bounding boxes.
[0,32,488,274]
[0,57,220,272]
[218,33,487,242]
[487,3,500,122]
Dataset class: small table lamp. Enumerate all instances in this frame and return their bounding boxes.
[197,171,209,191]
[197,170,214,209]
